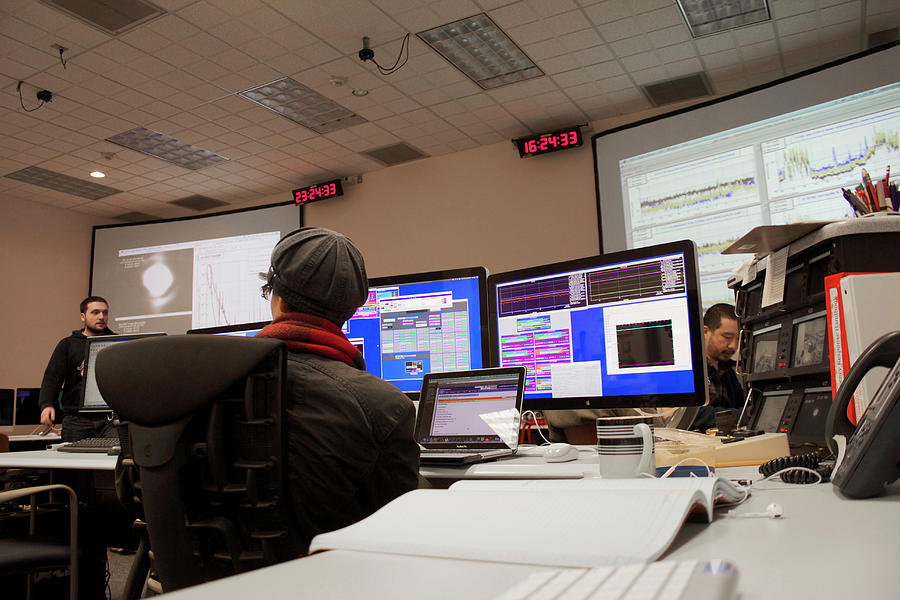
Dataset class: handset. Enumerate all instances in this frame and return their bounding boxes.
[825,330,900,455]
[827,331,900,498]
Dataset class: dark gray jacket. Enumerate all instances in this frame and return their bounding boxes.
[283,352,420,552]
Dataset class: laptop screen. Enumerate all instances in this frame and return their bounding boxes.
[81,333,166,412]
[415,367,526,449]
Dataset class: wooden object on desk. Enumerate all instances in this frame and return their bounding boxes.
[655,429,789,468]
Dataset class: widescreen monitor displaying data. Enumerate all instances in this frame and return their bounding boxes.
[91,203,299,335]
[487,240,706,410]
[342,268,488,395]
[593,44,900,309]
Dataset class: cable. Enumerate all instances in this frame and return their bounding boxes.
[361,33,410,76]
[758,450,834,484]
[17,81,45,113]
[520,410,552,446]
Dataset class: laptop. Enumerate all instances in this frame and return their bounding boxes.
[415,366,527,465]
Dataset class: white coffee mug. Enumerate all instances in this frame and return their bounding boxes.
[596,417,656,478]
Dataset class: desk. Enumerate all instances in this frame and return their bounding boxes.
[157,467,899,600]
[420,446,596,484]
[0,447,117,471]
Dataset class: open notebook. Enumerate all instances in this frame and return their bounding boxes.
[309,477,748,568]
[415,367,526,465]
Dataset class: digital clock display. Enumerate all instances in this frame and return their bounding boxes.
[515,126,583,158]
[293,179,344,204]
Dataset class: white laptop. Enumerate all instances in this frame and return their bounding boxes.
[415,366,527,465]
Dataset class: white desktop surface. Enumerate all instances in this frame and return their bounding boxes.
[0,447,118,470]
[157,466,900,600]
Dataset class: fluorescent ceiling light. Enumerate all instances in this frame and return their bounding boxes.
[4,166,121,200]
[677,0,771,37]
[418,13,543,90]
[106,127,228,170]
[90,170,106,178]
[239,77,367,134]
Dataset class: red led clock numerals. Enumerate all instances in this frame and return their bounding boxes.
[293,180,343,204]
[518,128,582,158]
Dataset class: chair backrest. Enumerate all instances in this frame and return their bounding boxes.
[95,335,302,593]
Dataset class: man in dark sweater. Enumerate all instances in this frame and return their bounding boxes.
[256,227,420,553]
[691,303,746,432]
[39,295,116,442]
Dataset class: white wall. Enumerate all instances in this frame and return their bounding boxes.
[303,137,599,278]
[0,198,103,387]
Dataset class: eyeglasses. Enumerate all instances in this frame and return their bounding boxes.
[260,266,275,300]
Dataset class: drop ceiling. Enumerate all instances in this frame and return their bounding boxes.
[1,0,896,222]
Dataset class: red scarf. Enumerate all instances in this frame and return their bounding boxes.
[256,313,365,369]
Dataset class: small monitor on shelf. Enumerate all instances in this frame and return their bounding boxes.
[81,333,166,412]
[14,388,42,424]
[343,267,489,397]
[487,240,706,411]
[0,388,13,425]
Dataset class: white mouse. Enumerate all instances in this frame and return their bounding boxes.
[543,443,580,463]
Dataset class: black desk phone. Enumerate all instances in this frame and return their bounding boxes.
[825,330,900,498]
[757,331,900,497]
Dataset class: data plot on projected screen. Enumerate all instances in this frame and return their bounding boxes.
[625,146,758,231]
[768,188,854,225]
[762,106,900,198]
[192,232,280,329]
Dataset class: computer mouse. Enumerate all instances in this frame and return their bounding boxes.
[543,443,579,463]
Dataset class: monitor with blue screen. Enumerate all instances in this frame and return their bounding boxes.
[487,240,707,410]
[342,267,488,396]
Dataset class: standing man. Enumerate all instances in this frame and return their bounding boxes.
[255,227,420,552]
[691,303,745,431]
[39,296,116,441]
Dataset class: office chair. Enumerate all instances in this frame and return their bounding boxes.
[0,483,78,600]
[95,335,303,594]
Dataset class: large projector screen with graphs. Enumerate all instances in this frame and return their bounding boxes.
[593,44,899,308]
[91,203,299,335]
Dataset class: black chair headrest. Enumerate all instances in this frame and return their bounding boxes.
[95,335,284,426]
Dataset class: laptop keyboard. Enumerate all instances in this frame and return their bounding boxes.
[57,437,120,453]
[496,559,737,600]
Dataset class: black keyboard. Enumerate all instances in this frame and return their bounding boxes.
[57,437,120,453]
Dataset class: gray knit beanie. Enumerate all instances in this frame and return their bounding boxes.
[266,227,368,325]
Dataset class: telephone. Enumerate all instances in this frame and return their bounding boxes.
[826,330,900,499]
[757,331,900,497]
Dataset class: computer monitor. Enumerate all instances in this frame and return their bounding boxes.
[342,267,489,396]
[81,333,166,412]
[14,388,42,424]
[487,240,707,410]
[0,389,13,425]
[186,321,270,337]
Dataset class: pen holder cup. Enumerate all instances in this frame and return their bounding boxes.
[596,416,656,478]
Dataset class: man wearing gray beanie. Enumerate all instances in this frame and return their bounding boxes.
[256,227,419,553]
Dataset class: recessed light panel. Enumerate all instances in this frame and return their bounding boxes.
[4,166,122,200]
[418,13,543,90]
[41,0,165,36]
[239,77,367,134]
[107,127,229,170]
[677,0,770,37]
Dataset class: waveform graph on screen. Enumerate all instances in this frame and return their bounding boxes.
[626,146,759,230]
[616,319,675,369]
[192,232,281,329]
[762,106,900,199]
[497,273,586,318]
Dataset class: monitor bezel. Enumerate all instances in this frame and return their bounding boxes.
[186,321,271,336]
[80,333,166,412]
[486,240,707,411]
[362,266,490,400]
